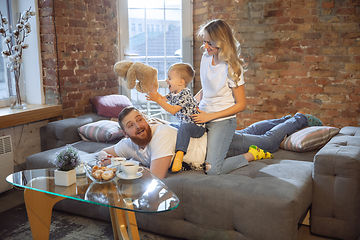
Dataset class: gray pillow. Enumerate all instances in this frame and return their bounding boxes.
[280,126,340,152]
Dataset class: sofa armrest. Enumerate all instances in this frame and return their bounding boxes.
[44,113,112,150]
[45,117,93,150]
[311,127,360,240]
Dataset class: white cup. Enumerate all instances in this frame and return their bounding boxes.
[111,157,126,167]
[121,161,143,178]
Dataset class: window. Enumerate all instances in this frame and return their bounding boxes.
[131,23,135,32]
[118,0,193,122]
[0,1,12,103]
[0,0,43,108]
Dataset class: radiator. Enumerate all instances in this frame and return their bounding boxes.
[0,135,14,193]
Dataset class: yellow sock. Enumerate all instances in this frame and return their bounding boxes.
[248,145,273,160]
[172,151,184,172]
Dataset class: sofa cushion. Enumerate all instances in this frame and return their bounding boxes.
[280,126,340,152]
[77,120,124,142]
[311,126,360,240]
[46,117,94,150]
[26,146,92,170]
[272,148,317,162]
[89,94,132,118]
[136,159,313,240]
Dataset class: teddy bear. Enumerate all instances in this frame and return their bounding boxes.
[114,60,158,93]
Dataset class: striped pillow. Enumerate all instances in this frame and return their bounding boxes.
[77,120,124,142]
[280,126,340,152]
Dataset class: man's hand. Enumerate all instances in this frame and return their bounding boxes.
[98,150,113,160]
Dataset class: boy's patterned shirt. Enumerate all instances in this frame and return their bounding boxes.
[166,88,206,128]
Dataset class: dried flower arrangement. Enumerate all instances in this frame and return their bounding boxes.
[0,7,35,108]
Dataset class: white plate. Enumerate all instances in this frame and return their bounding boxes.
[117,172,143,180]
[76,165,86,175]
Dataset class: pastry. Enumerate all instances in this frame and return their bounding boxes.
[102,170,115,181]
[91,165,116,181]
[92,169,103,180]
[92,165,100,174]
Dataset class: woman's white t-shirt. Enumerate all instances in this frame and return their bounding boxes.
[199,53,245,121]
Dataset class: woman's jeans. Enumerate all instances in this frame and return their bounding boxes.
[205,117,249,175]
[227,113,308,158]
[174,123,206,153]
[206,113,308,175]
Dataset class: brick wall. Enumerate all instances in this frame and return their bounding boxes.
[38,0,119,118]
[37,0,359,127]
[193,0,359,128]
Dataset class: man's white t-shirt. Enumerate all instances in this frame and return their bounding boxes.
[113,124,207,167]
[199,53,245,121]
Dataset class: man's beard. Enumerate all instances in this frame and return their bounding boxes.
[128,125,152,147]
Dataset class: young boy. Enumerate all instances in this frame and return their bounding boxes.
[146,63,206,172]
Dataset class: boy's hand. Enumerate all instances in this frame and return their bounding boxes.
[146,91,162,103]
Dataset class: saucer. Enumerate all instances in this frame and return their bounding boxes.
[117,172,143,180]
[76,164,86,175]
[108,162,121,168]
[111,157,126,167]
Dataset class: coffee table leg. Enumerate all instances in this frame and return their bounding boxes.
[124,198,140,240]
[24,188,65,240]
[109,206,129,240]
[109,198,140,240]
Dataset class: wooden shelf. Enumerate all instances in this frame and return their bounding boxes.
[0,104,63,129]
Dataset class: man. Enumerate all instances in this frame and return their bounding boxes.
[98,106,207,179]
[99,106,321,178]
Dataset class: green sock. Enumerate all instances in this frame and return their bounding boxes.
[304,114,323,126]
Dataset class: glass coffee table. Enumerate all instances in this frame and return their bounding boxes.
[6,168,179,240]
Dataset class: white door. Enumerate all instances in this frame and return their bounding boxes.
[118,0,193,121]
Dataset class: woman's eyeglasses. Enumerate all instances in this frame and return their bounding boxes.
[203,41,219,49]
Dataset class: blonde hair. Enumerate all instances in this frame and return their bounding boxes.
[197,19,244,85]
[168,63,195,87]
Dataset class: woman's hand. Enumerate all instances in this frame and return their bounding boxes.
[193,86,246,122]
[191,109,212,123]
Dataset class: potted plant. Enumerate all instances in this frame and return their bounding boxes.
[50,145,80,186]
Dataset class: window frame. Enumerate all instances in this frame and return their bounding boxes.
[0,0,43,108]
[117,0,193,97]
